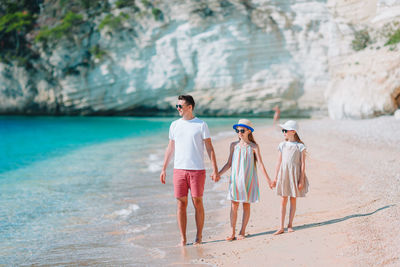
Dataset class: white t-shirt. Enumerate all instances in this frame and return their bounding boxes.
[169,117,211,170]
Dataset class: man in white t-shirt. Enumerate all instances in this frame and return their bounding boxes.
[160,95,220,246]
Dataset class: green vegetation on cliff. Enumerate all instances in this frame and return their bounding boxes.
[35,12,84,43]
[0,1,39,65]
[0,0,163,67]
[385,28,400,46]
[351,30,371,51]
[98,13,130,31]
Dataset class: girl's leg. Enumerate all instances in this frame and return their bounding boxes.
[288,197,297,232]
[226,201,239,241]
[238,203,250,239]
[274,196,288,235]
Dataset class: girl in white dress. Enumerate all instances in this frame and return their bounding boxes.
[273,120,309,235]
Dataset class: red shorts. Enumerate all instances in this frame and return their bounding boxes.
[173,169,206,198]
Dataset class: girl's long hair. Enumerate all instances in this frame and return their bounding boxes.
[285,132,305,145]
[239,131,258,164]
[294,133,304,145]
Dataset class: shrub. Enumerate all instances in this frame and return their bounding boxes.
[141,0,152,8]
[0,11,34,33]
[116,0,135,9]
[351,30,370,51]
[89,45,107,60]
[152,8,163,21]
[385,28,400,46]
[98,13,129,30]
[35,12,84,43]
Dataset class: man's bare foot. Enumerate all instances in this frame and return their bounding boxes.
[237,234,246,240]
[287,227,294,233]
[225,235,236,241]
[193,237,202,245]
[273,229,285,235]
[179,239,187,246]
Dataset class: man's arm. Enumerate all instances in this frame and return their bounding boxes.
[204,138,219,182]
[160,140,175,184]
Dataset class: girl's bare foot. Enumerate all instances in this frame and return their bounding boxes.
[225,235,236,241]
[237,234,246,240]
[287,227,294,233]
[193,237,202,245]
[179,239,187,246]
[273,229,285,235]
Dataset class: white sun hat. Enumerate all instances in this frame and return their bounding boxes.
[279,120,300,136]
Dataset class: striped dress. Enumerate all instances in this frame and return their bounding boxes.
[227,144,260,203]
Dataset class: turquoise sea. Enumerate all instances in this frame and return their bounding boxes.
[0,116,272,266]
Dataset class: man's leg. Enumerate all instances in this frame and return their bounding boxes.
[188,170,206,245]
[173,169,189,246]
[177,196,188,246]
[191,196,204,245]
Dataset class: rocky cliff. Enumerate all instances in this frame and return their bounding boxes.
[0,0,399,118]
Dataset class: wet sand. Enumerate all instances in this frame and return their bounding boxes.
[181,116,400,266]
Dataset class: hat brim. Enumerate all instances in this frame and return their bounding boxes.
[279,124,294,130]
[279,124,300,136]
[233,124,254,132]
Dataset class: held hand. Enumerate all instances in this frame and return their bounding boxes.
[268,181,273,189]
[211,171,220,182]
[272,179,277,188]
[160,170,166,184]
[298,182,304,190]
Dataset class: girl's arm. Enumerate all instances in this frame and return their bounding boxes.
[218,142,235,176]
[298,149,306,190]
[273,151,282,187]
[254,145,273,189]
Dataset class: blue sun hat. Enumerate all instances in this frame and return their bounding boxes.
[233,119,254,132]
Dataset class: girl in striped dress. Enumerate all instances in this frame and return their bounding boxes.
[218,119,273,241]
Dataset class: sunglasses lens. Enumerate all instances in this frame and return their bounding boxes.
[282,129,287,133]
[176,105,182,109]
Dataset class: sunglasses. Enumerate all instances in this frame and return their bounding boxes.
[235,129,246,133]
[281,129,293,133]
[176,104,183,109]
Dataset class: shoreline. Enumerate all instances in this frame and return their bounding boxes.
[184,116,400,266]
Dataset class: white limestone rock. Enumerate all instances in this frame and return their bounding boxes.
[1,0,400,118]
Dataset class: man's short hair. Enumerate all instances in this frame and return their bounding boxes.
[178,95,195,110]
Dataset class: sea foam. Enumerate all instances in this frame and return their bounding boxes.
[112,204,140,218]
[146,153,163,173]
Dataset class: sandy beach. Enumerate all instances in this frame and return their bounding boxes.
[176,116,400,266]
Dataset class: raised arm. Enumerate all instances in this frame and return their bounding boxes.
[253,145,273,189]
[218,142,235,176]
[298,149,306,190]
[160,139,175,184]
[204,138,220,182]
[272,151,282,187]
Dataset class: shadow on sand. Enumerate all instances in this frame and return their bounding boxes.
[199,204,394,245]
